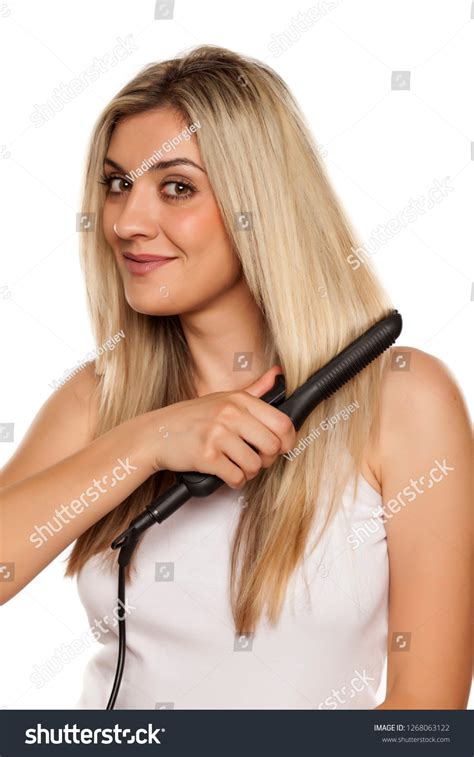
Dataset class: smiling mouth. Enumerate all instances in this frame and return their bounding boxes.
[123,252,177,262]
[122,255,178,276]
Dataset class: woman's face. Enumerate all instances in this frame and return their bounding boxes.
[102,106,242,315]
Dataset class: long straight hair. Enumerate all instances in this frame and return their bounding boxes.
[65,44,393,635]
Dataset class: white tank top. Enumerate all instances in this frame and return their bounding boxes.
[75,472,388,709]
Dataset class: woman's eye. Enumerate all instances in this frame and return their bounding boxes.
[109,177,130,194]
[99,174,131,194]
[98,174,196,202]
[161,180,195,202]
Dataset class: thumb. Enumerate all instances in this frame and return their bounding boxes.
[244,365,284,399]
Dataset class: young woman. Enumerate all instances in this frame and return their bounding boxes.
[1,45,471,710]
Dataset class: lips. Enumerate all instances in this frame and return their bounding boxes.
[123,253,176,262]
[122,253,178,276]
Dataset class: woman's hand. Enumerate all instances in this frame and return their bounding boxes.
[146,366,296,488]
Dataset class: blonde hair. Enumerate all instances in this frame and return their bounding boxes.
[65,44,393,635]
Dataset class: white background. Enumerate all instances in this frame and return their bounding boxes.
[0,0,472,710]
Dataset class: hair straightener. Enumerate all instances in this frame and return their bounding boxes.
[105,309,403,709]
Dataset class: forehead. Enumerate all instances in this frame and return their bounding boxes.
[107,106,200,163]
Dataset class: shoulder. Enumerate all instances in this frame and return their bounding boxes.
[47,360,101,432]
[372,347,473,708]
[369,346,472,486]
[0,361,101,488]
[49,360,102,440]
[380,345,467,420]
[66,360,101,408]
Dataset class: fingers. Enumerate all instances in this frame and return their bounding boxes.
[208,411,290,486]
[198,418,283,487]
[219,434,272,483]
[211,452,248,490]
[232,392,296,453]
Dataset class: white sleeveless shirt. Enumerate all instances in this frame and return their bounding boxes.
[75,473,388,709]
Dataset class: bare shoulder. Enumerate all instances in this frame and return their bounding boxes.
[0,361,101,489]
[371,347,473,708]
[367,346,472,488]
[66,360,101,409]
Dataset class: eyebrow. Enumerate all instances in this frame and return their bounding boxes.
[103,157,206,174]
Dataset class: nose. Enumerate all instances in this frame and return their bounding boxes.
[112,183,163,240]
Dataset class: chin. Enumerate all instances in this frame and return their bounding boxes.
[124,291,181,317]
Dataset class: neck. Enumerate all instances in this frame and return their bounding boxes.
[179,278,270,396]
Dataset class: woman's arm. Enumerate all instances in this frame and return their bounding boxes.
[373,347,472,709]
[0,365,156,605]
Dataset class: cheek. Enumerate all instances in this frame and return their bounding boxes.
[173,203,222,248]
[174,203,234,264]
[165,217,240,306]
